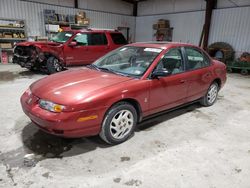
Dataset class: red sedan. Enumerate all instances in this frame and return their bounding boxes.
[21,42,226,144]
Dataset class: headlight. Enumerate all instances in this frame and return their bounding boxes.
[39,99,65,113]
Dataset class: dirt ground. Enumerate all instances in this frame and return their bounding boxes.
[0,64,250,188]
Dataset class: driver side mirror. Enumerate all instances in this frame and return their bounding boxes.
[151,70,171,79]
[68,41,77,47]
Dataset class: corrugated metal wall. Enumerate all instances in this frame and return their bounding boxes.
[136,6,250,55]
[0,0,136,40]
[138,0,250,16]
[135,11,205,45]
[209,6,250,55]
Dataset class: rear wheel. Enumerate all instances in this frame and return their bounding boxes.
[99,102,137,145]
[200,82,219,107]
[47,57,63,74]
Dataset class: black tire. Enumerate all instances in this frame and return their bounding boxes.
[227,67,233,73]
[27,67,34,71]
[99,102,138,145]
[46,56,63,74]
[208,42,234,63]
[200,82,219,107]
[240,69,248,75]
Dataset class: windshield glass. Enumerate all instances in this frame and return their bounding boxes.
[93,46,162,77]
[51,31,73,43]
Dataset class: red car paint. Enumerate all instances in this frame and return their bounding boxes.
[21,42,227,138]
[13,29,127,70]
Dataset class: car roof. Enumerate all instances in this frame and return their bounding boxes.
[63,28,121,34]
[127,42,199,49]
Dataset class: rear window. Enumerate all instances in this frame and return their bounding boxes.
[110,33,127,45]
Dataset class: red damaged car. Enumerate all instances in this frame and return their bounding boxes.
[21,42,226,144]
[13,29,127,74]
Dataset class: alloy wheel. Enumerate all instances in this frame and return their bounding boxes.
[53,59,62,72]
[109,110,134,140]
[207,84,218,104]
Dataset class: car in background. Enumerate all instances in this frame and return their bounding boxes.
[21,42,227,144]
[13,29,127,74]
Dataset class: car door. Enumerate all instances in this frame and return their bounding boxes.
[86,32,110,61]
[183,47,213,102]
[149,47,190,114]
[64,32,90,65]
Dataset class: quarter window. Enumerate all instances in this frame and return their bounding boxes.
[155,48,184,75]
[110,33,127,45]
[185,48,210,70]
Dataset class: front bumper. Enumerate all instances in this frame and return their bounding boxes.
[13,54,34,69]
[20,92,105,138]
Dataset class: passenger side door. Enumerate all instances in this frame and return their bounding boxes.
[64,33,90,65]
[149,48,189,114]
[184,47,213,102]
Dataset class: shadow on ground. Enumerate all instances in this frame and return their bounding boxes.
[0,103,201,168]
[0,70,46,82]
[22,103,201,158]
[21,124,108,159]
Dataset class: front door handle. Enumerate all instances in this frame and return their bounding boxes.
[180,80,186,83]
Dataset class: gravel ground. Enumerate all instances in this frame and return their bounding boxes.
[0,64,250,188]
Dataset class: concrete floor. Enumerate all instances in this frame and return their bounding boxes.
[0,64,250,188]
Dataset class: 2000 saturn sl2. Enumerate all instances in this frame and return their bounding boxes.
[21,42,227,144]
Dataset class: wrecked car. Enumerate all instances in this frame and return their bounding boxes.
[13,29,127,74]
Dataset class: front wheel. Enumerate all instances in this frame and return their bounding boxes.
[200,82,219,107]
[46,57,63,74]
[99,102,137,145]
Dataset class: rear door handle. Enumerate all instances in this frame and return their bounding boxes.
[180,80,186,83]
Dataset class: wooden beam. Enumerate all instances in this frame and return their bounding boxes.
[202,0,217,51]
[74,0,78,9]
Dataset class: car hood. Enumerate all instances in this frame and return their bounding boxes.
[30,68,133,105]
[16,41,62,47]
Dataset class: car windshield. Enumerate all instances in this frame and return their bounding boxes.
[51,31,73,43]
[92,46,163,77]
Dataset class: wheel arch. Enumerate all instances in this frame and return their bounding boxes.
[44,52,65,65]
[107,98,143,123]
[213,78,221,89]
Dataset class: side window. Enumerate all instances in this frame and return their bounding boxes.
[185,48,210,70]
[110,33,127,45]
[89,33,108,45]
[73,33,88,46]
[155,48,184,75]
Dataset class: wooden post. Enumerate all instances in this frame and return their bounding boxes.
[74,0,78,9]
[203,0,217,51]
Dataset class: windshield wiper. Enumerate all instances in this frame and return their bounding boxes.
[87,64,100,70]
[87,65,131,77]
[98,67,132,77]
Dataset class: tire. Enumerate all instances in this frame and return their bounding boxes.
[227,67,233,73]
[99,102,138,145]
[46,57,63,74]
[208,42,234,63]
[240,69,248,75]
[200,82,219,107]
